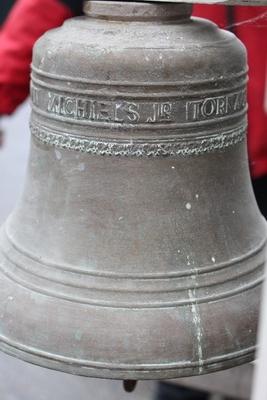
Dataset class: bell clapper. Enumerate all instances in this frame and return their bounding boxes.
[123,380,138,393]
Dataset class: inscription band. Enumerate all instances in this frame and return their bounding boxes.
[30,122,246,157]
[31,85,247,126]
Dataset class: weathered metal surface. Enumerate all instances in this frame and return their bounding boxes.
[0,0,266,381]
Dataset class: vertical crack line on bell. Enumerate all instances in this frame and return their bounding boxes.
[189,288,204,374]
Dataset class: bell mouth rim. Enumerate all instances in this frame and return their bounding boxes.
[83,1,193,21]
[0,332,256,379]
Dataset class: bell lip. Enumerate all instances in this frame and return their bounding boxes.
[83,1,193,21]
[0,337,256,380]
[0,226,262,380]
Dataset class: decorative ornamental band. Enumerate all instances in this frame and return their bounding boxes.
[30,122,246,157]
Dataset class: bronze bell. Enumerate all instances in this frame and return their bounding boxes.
[0,0,266,381]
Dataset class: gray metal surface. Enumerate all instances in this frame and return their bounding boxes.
[0,101,256,400]
[0,105,253,400]
[0,0,266,381]
[0,106,157,400]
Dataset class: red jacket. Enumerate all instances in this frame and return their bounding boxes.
[193,5,267,179]
[0,0,72,115]
[0,0,266,179]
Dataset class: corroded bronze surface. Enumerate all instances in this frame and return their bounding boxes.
[0,1,266,380]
